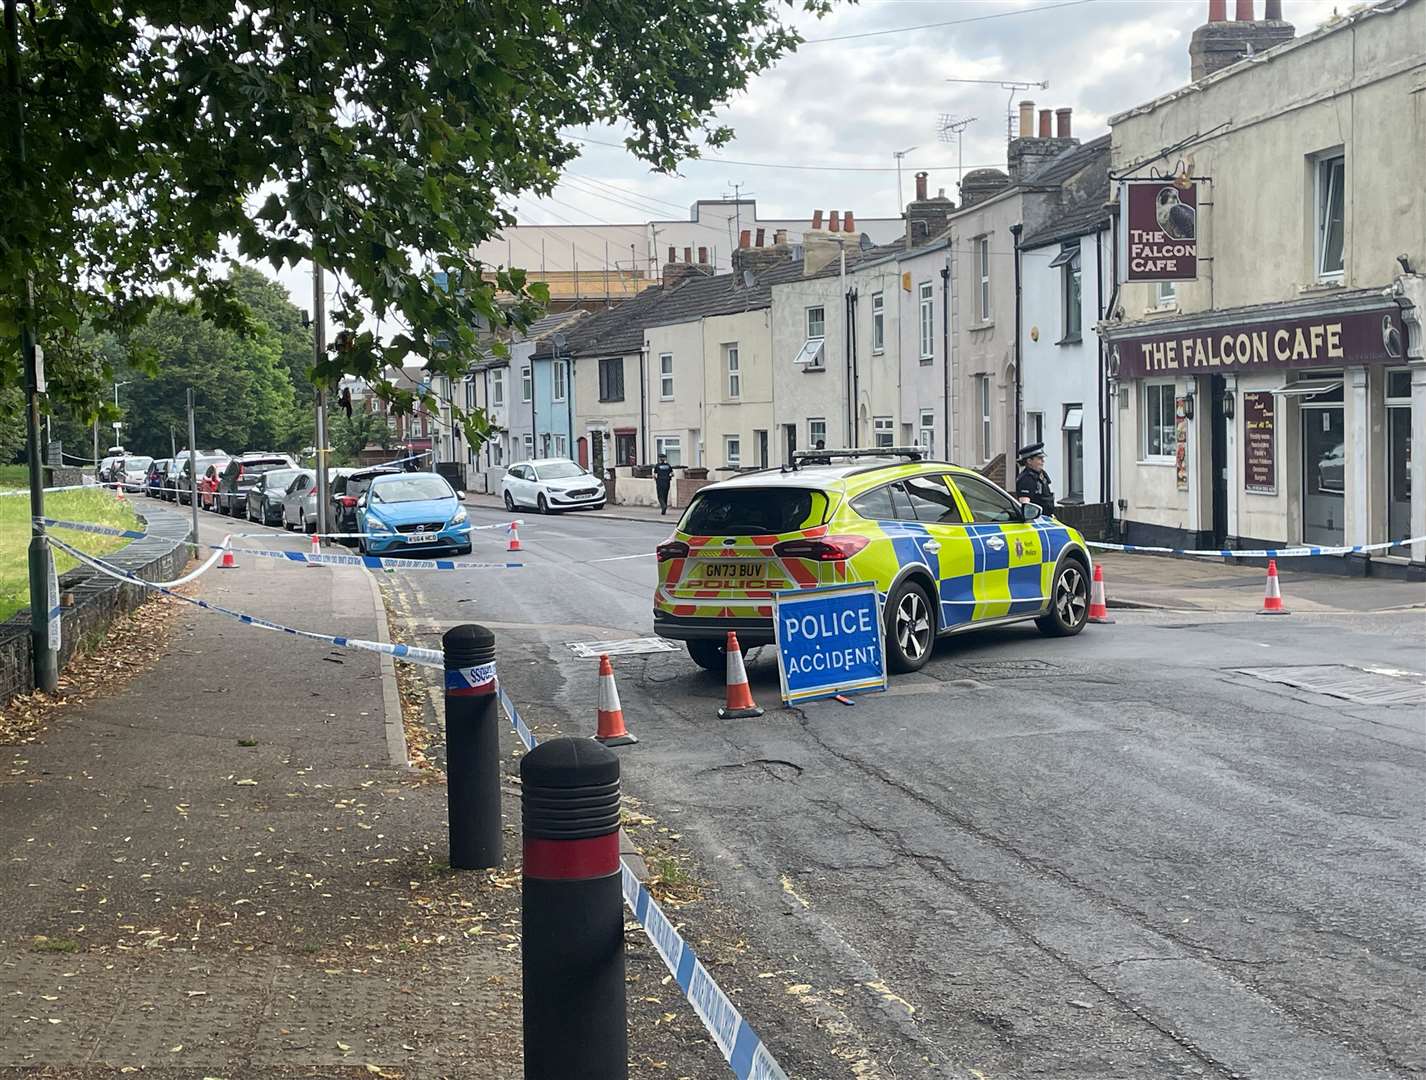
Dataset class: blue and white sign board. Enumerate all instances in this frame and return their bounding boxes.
[773,581,887,705]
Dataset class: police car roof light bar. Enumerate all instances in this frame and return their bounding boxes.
[786,446,924,472]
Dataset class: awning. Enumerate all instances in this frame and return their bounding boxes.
[1272,380,1343,399]
[1062,407,1083,431]
[793,338,825,367]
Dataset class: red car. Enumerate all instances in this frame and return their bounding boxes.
[198,460,230,510]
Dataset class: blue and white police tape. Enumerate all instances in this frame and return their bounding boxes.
[223,519,521,540]
[1088,535,1426,559]
[47,534,444,668]
[221,545,523,571]
[50,532,232,589]
[36,516,148,540]
[493,685,790,1080]
[446,661,497,696]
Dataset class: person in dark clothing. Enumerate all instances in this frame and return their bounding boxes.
[1014,442,1055,518]
[653,454,675,515]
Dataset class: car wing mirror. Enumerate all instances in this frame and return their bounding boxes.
[456,490,467,500]
[1020,502,1043,522]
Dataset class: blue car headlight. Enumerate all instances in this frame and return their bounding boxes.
[451,506,468,525]
[366,514,392,534]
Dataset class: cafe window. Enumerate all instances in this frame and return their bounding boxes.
[1155,281,1177,309]
[1314,152,1345,281]
[1143,382,1177,460]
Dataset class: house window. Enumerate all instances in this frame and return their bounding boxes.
[871,293,885,353]
[1142,382,1177,460]
[598,357,624,402]
[553,434,568,458]
[976,236,991,321]
[1059,241,1082,342]
[659,353,674,400]
[553,360,569,403]
[490,440,504,466]
[724,343,740,399]
[1155,280,1177,309]
[808,417,827,450]
[806,306,825,340]
[522,433,534,460]
[873,416,894,448]
[655,436,682,467]
[521,365,532,402]
[977,375,992,461]
[1315,152,1345,280]
[918,409,934,456]
[1063,403,1084,501]
[491,368,505,407]
[918,282,934,361]
[725,435,741,468]
[1026,411,1044,446]
[464,378,476,410]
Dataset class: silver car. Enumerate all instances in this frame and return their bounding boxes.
[281,470,331,532]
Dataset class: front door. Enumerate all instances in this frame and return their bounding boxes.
[1302,403,1345,545]
[784,423,797,464]
[756,429,769,469]
[1209,374,1228,545]
[1388,404,1410,546]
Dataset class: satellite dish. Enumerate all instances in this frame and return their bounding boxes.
[552,332,568,349]
[742,270,755,288]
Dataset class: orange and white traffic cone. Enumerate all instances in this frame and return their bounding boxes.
[718,631,764,719]
[594,654,637,746]
[507,521,522,552]
[1087,563,1115,624]
[219,545,237,569]
[1258,558,1290,615]
[308,531,321,567]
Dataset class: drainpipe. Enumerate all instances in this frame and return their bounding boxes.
[1011,223,1024,458]
[841,241,851,445]
[849,287,860,447]
[1094,221,1108,504]
[639,345,648,463]
[940,256,951,459]
[567,356,575,462]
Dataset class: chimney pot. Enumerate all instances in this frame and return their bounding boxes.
[774,228,788,244]
[1056,107,1072,139]
[697,246,707,264]
[683,246,692,264]
[829,210,841,232]
[811,209,823,230]
[1208,0,1227,20]
[667,245,676,264]
[1235,0,1253,18]
[1038,109,1052,138]
[1019,100,1035,138]
[844,211,855,233]
[739,229,750,249]
[1264,0,1282,17]
[755,227,766,246]
[914,171,928,201]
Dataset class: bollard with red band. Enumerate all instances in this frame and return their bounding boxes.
[521,737,626,1080]
[443,623,503,869]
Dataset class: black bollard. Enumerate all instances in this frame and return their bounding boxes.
[522,737,626,1080]
[443,623,503,869]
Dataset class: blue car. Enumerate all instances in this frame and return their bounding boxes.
[355,472,472,556]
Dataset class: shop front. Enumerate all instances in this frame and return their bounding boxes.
[1105,288,1421,571]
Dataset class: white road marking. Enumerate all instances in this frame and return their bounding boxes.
[590,551,654,563]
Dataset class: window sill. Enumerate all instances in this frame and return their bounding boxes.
[1137,458,1177,467]
[1143,305,1179,316]
[971,320,995,331]
[659,396,674,403]
[872,347,885,356]
[919,357,934,366]
[598,398,625,404]
[1056,334,1083,346]
[803,365,826,373]
[1299,278,1344,293]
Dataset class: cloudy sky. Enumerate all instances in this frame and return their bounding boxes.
[272,0,1342,319]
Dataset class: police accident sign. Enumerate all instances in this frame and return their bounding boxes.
[773,581,887,704]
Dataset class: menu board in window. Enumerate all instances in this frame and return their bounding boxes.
[1242,391,1276,494]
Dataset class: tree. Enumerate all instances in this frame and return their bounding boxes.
[2,0,820,453]
[329,408,392,466]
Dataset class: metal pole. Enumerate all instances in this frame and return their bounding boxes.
[443,624,503,869]
[187,388,199,556]
[313,261,331,534]
[6,0,56,692]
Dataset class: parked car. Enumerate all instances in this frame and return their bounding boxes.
[96,454,122,484]
[197,459,231,510]
[355,471,471,556]
[244,467,304,525]
[173,454,228,505]
[330,466,398,537]
[146,459,171,497]
[280,470,323,532]
[119,455,153,491]
[652,447,1093,673]
[215,453,297,515]
[500,458,605,513]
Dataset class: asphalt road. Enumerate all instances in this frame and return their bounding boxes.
[385,503,1426,1080]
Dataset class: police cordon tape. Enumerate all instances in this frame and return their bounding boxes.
[46,534,445,668]
[494,685,791,1080]
[1088,536,1426,559]
[37,516,523,542]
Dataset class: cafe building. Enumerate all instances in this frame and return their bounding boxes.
[1100,0,1424,575]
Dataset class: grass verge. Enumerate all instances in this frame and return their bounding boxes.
[0,488,140,621]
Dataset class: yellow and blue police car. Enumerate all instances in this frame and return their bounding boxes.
[653,448,1093,673]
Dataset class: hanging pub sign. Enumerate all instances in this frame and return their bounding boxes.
[1242,391,1277,494]
[1123,178,1198,282]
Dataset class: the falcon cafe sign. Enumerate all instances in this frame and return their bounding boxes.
[1122,178,1197,282]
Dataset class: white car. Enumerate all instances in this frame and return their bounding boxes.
[279,469,322,532]
[501,458,606,513]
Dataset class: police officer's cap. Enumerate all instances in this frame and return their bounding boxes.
[1016,442,1046,463]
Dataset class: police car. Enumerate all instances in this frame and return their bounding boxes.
[653,448,1093,672]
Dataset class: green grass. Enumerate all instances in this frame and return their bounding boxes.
[31,935,81,953]
[0,464,28,488]
[0,488,142,622]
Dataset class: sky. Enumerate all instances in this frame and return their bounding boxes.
[270,0,1344,329]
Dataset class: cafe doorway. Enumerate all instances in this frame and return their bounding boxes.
[1298,379,1345,546]
[1209,375,1228,545]
[1387,369,1411,548]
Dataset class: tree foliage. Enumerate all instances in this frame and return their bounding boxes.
[1,0,821,449]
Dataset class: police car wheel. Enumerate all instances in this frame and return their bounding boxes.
[1037,561,1089,637]
[886,580,935,673]
[687,639,726,671]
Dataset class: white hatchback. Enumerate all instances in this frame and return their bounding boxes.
[501,458,606,513]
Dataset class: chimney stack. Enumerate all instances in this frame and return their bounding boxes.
[774,229,788,244]
[1056,108,1072,139]
[914,171,928,201]
[1038,109,1052,138]
[844,211,855,234]
[1208,0,1227,19]
[829,210,841,232]
[1019,100,1035,138]
[1191,0,1293,79]
[1235,0,1253,19]
[1264,0,1282,17]
[811,209,823,230]
[683,246,692,264]
[739,229,750,249]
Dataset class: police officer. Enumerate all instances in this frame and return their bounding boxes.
[1014,442,1055,518]
[652,453,675,515]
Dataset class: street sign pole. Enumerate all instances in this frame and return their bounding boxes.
[313,260,331,535]
[187,388,199,557]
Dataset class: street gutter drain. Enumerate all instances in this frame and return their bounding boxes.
[1236,665,1426,706]
[958,659,1058,677]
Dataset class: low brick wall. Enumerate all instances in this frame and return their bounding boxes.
[1055,502,1114,541]
[0,504,192,702]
